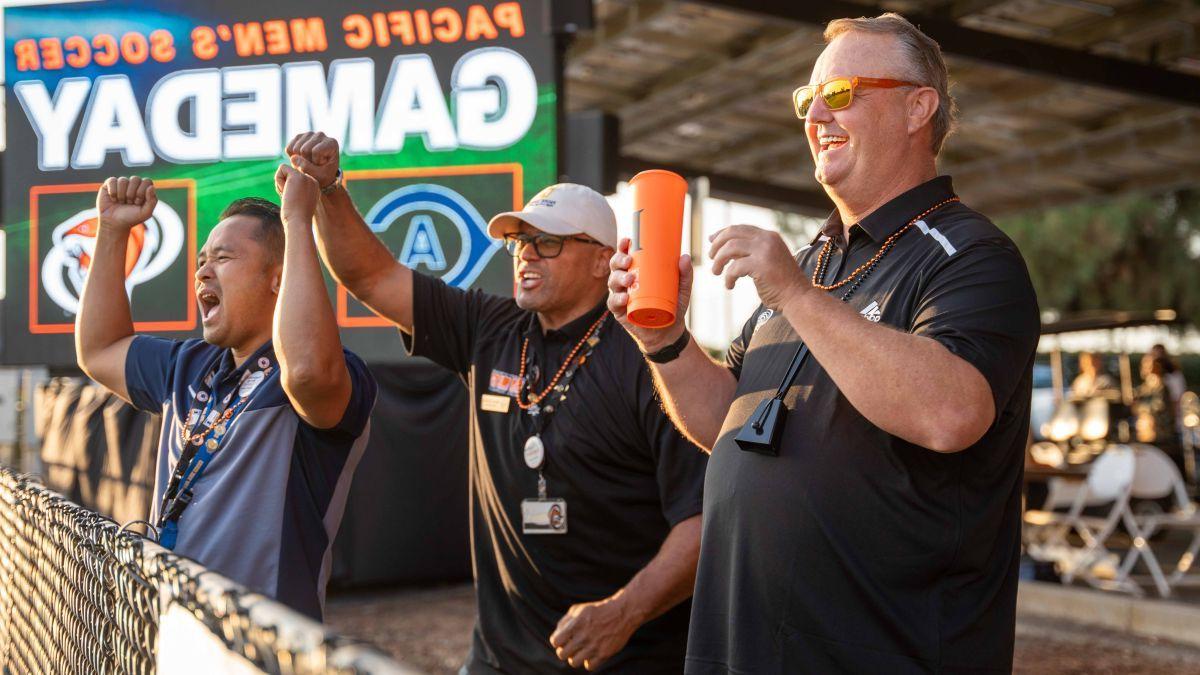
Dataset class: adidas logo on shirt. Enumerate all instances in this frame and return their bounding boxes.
[860,301,882,322]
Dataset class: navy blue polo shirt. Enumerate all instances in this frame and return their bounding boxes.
[125,336,377,620]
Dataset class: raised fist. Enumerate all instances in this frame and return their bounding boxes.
[285,131,340,189]
[275,163,320,224]
[97,176,157,231]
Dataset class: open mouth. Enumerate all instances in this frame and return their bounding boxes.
[818,134,849,152]
[517,268,544,291]
[198,289,221,323]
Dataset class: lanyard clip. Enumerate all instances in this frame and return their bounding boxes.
[164,489,194,522]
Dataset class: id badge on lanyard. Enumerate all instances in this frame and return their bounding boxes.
[515,314,606,536]
[522,471,567,534]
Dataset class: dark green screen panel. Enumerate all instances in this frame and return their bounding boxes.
[4,0,557,365]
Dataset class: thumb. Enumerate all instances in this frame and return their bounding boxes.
[291,154,318,176]
[678,255,694,308]
[275,164,290,194]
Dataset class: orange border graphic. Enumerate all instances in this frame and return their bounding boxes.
[29,179,199,335]
[337,163,523,328]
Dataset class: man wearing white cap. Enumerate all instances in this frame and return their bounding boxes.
[287,132,706,673]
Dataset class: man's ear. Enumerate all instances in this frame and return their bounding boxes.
[907,87,940,137]
[271,268,282,294]
[595,247,614,279]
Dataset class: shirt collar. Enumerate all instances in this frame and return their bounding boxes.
[214,339,275,383]
[523,298,609,344]
[818,175,956,243]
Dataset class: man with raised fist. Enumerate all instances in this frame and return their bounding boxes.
[288,131,709,673]
[75,171,377,620]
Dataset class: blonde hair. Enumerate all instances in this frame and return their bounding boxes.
[824,12,958,154]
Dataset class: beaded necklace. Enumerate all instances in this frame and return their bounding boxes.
[811,197,960,295]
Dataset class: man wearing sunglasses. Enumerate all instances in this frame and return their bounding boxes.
[286,132,707,673]
[609,12,1039,675]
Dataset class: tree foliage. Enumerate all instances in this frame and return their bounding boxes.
[998,190,1200,320]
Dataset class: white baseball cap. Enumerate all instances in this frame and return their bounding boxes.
[487,183,618,250]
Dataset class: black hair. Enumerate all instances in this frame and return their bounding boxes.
[219,197,284,264]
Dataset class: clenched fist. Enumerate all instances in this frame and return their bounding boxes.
[275,164,320,226]
[286,131,340,190]
[97,176,156,231]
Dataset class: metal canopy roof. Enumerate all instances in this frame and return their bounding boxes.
[565,0,1200,216]
[1041,309,1182,334]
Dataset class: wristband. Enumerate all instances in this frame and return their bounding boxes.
[645,329,691,364]
[320,169,344,195]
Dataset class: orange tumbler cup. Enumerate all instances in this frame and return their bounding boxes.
[628,170,687,329]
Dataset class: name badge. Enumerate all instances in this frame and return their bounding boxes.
[480,393,511,413]
[521,498,567,534]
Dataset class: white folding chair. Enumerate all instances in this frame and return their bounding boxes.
[1023,446,1136,584]
[1113,444,1200,598]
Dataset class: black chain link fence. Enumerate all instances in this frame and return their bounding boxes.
[0,465,414,674]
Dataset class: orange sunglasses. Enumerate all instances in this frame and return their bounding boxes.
[793,76,920,119]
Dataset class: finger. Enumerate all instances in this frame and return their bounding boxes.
[556,625,588,657]
[116,176,130,202]
[127,176,143,204]
[724,258,752,290]
[607,291,629,316]
[617,237,630,254]
[313,137,339,164]
[134,179,151,209]
[291,155,319,177]
[144,184,157,208]
[608,250,632,273]
[298,132,324,157]
[710,239,752,276]
[607,271,626,295]
[103,177,119,201]
[555,645,576,663]
[708,223,758,245]
[678,256,694,308]
[549,616,573,648]
[285,132,308,157]
[275,164,290,195]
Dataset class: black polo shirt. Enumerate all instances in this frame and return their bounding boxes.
[685,176,1039,674]
[403,272,707,674]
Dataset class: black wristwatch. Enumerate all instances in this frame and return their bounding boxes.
[645,329,691,364]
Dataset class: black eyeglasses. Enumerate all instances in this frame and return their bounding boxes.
[502,232,603,259]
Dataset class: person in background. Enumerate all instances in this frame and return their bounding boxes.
[1150,343,1187,419]
[1070,352,1119,401]
[1137,353,1182,467]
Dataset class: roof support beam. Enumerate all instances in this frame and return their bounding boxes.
[691,0,1200,109]
[618,156,832,215]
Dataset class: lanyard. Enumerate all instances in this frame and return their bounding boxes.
[158,356,271,549]
[521,319,604,497]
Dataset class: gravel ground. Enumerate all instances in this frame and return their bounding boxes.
[326,584,1200,674]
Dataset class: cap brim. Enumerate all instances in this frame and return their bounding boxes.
[487,211,585,242]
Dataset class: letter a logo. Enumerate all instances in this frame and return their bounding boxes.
[400,214,447,271]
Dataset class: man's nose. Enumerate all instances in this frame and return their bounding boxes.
[195,260,213,281]
[519,240,541,262]
[807,90,834,124]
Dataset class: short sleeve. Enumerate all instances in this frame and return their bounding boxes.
[910,242,1040,418]
[724,305,763,381]
[322,349,378,438]
[636,364,707,526]
[401,272,521,377]
[124,335,184,412]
